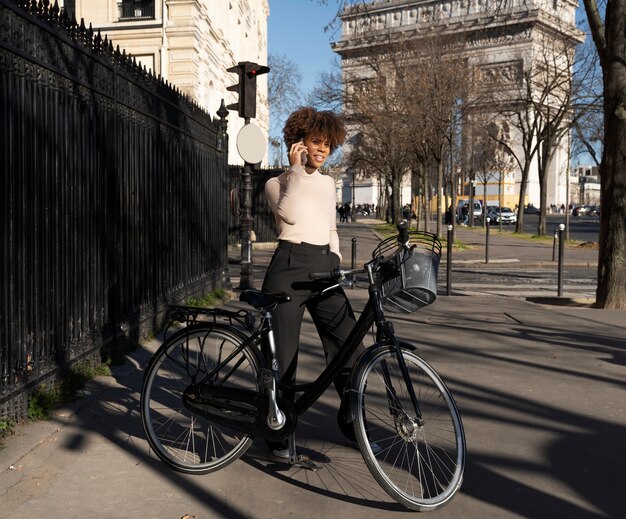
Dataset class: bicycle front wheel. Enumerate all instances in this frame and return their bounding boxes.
[141,323,262,474]
[353,345,465,511]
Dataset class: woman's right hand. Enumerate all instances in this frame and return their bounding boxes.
[288,141,308,167]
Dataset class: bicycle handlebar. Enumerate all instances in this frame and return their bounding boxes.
[309,268,366,282]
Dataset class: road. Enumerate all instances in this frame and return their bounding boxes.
[448,266,597,299]
[521,214,600,242]
[345,217,599,300]
[456,215,599,299]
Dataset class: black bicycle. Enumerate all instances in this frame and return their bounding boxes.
[140,223,466,512]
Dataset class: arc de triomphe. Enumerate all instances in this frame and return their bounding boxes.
[332,0,585,210]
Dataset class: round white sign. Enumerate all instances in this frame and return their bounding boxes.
[236,123,266,164]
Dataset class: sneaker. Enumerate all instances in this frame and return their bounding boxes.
[272,446,291,459]
[266,438,289,459]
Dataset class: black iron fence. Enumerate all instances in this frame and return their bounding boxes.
[1,0,229,420]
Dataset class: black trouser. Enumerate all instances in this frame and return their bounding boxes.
[262,241,363,402]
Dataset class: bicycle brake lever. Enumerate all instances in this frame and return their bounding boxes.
[321,283,340,295]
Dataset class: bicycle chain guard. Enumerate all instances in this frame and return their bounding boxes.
[182,383,297,440]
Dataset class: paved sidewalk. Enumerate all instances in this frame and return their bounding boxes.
[1,220,624,518]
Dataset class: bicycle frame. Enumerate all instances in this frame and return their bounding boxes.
[191,251,425,431]
[277,256,423,422]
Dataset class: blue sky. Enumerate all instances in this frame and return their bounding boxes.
[268,0,342,95]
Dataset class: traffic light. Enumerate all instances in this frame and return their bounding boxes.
[226,61,270,119]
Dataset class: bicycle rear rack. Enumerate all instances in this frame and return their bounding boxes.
[164,305,255,335]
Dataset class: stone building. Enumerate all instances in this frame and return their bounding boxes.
[571,165,601,206]
[61,0,270,165]
[332,0,584,212]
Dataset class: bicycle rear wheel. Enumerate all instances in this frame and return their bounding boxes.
[352,345,465,511]
[141,323,262,474]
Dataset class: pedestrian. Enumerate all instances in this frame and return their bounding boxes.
[444,205,453,225]
[461,204,469,225]
[343,201,351,222]
[262,106,377,458]
[338,204,346,222]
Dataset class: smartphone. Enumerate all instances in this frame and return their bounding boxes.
[299,141,308,166]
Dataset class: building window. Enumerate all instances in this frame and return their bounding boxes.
[118,0,155,21]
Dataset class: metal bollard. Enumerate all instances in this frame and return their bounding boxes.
[485,217,490,264]
[351,237,357,288]
[557,223,565,296]
[446,225,453,295]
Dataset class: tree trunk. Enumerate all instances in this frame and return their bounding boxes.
[515,162,531,232]
[436,161,443,237]
[392,170,402,224]
[424,174,430,232]
[596,85,626,308]
[581,0,626,308]
[537,149,552,236]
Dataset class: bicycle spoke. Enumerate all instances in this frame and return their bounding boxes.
[353,346,465,511]
[141,325,259,474]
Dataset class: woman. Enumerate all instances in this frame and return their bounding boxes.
[262,107,374,457]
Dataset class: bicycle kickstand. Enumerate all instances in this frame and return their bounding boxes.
[288,433,320,472]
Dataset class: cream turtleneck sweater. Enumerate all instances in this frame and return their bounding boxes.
[265,165,341,260]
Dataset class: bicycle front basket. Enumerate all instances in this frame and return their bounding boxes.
[379,232,441,314]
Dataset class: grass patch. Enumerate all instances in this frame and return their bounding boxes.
[187,288,229,308]
[373,223,467,250]
[27,360,112,421]
[0,419,15,443]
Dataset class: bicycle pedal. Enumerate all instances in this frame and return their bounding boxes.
[289,454,320,472]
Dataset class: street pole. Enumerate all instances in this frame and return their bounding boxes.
[446,225,453,295]
[351,237,357,288]
[239,159,254,289]
[485,217,490,263]
[351,170,357,223]
[557,223,565,296]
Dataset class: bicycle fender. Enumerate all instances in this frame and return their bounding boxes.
[342,341,417,424]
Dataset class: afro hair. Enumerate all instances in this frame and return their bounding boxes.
[283,107,346,153]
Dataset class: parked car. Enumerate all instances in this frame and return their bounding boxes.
[523,204,540,215]
[487,206,517,225]
[573,204,600,217]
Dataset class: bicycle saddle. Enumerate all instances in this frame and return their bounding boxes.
[239,290,291,310]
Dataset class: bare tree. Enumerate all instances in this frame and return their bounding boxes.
[267,54,303,166]
[571,38,604,168]
[407,34,473,237]
[486,39,575,235]
[580,0,626,308]
[306,57,343,112]
[346,57,413,223]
